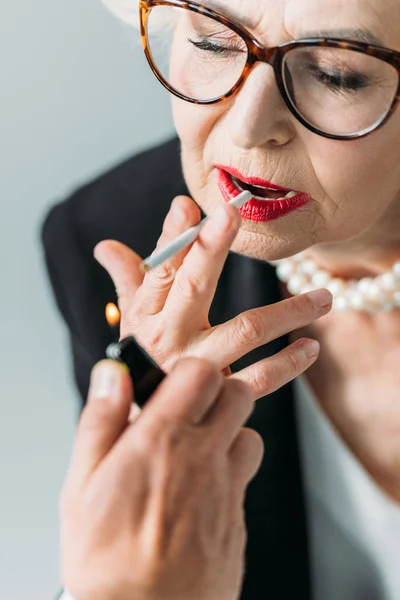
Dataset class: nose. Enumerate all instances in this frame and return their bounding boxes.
[225,63,296,149]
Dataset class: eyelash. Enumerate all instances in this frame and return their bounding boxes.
[312,67,370,92]
[188,38,245,56]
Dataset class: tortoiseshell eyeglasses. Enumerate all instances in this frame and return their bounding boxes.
[139,0,400,140]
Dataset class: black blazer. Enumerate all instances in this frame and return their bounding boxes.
[41,137,311,599]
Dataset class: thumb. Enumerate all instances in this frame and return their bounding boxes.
[94,240,144,312]
[70,360,133,482]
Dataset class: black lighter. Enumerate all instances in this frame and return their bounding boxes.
[106,336,166,408]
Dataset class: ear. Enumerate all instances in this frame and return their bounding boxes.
[101,0,140,28]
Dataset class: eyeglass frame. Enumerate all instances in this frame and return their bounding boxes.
[139,0,400,141]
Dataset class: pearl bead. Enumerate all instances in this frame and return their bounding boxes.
[312,270,331,288]
[393,262,400,277]
[272,254,400,312]
[348,291,365,310]
[357,278,374,294]
[298,259,318,276]
[365,283,386,301]
[333,296,349,311]
[377,273,398,291]
[325,278,345,295]
[276,261,296,283]
[287,274,309,295]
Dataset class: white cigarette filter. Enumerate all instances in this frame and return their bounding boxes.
[141,190,252,272]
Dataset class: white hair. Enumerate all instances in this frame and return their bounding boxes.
[102,1,180,35]
[101,0,140,28]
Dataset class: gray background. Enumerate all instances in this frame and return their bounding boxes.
[0,1,174,598]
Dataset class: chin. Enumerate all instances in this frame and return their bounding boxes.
[230,226,313,263]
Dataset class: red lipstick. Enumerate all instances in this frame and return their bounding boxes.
[216,166,311,222]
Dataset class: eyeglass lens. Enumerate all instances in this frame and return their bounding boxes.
[145,5,399,136]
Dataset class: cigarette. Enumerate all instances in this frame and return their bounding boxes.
[140,190,252,272]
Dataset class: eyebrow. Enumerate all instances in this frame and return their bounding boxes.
[196,3,384,47]
[300,29,383,46]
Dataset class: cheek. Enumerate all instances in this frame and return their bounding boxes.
[172,97,218,151]
[310,126,400,225]
[172,97,226,204]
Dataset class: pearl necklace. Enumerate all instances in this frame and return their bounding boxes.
[271,253,400,313]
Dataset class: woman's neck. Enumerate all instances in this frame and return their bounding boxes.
[305,207,400,281]
[305,244,400,280]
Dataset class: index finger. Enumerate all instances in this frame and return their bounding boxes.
[163,203,241,327]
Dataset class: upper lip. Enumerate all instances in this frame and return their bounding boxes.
[216,165,295,192]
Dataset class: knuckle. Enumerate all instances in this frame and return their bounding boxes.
[251,366,274,397]
[142,323,165,352]
[122,317,168,363]
[246,428,265,457]
[233,311,266,348]
[238,427,264,455]
[293,292,315,315]
[150,261,177,289]
[174,265,207,300]
[235,428,265,474]
[283,348,303,374]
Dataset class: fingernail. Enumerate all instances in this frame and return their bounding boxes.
[307,289,333,309]
[301,339,320,359]
[90,362,119,399]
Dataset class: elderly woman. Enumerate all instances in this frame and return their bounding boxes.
[42,0,400,598]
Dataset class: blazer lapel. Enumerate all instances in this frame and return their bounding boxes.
[210,252,311,600]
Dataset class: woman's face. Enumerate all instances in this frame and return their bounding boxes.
[170,0,400,261]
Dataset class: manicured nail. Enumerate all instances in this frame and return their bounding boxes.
[307,289,333,309]
[301,339,320,359]
[90,362,118,399]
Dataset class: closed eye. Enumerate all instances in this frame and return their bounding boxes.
[187,37,246,57]
[310,65,370,92]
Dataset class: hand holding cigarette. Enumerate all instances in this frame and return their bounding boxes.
[94,193,331,403]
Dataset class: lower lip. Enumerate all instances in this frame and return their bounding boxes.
[217,169,311,222]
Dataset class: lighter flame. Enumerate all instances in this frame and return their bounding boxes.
[105,303,121,327]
